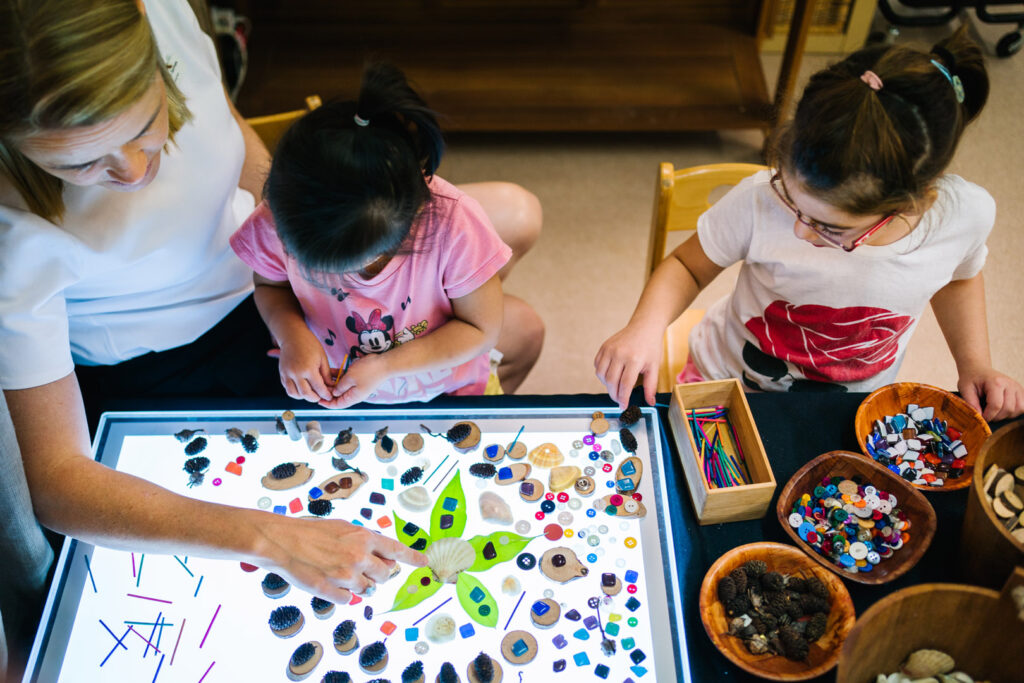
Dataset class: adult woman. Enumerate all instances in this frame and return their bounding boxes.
[0,0,542,604]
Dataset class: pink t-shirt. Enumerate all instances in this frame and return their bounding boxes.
[230,176,511,403]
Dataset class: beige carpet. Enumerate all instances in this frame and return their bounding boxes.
[439,11,1024,398]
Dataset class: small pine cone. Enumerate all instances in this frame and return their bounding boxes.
[760,571,784,593]
[728,567,748,594]
[717,575,737,602]
[743,559,768,579]
[779,625,809,661]
[804,612,828,642]
[805,576,829,600]
[785,576,807,593]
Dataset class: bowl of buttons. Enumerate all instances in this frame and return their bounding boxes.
[776,451,937,585]
[699,541,856,681]
[854,382,990,492]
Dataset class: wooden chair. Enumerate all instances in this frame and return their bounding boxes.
[649,162,768,392]
[245,94,322,153]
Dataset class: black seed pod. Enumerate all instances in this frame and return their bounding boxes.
[290,641,316,666]
[322,673,352,683]
[786,576,807,593]
[438,662,458,683]
[729,566,748,593]
[469,463,496,478]
[717,576,737,602]
[333,620,356,645]
[620,405,642,426]
[271,463,297,479]
[308,498,333,517]
[619,428,638,453]
[724,595,751,617]
[743,559,767,579]
[799,593,830,614]
[447,423,471,443]
[359,641,387,668]
[401,660,424,683]
[804,612,828,642]
[761,571,784,592]
[400,467,423,485]
[184,437,208,456]
[472,652,494,682]
[779,625,809,660]
[184,456,210,473]
[262,572,288,590]
[241,434,258,453]
[268,605,301,630]
[784,600,804,620]
[805,576,829,600]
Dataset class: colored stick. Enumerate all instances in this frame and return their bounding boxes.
[199,604,220,649]
[84,554,97,593]
[504,590,526,630]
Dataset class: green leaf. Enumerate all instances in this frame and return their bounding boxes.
[429,470,466,539]
[390,566,443,613]
[456,572,498,628]
[467,530,535,573]
[393,511,431,550]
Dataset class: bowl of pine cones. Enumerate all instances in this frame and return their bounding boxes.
[699,542,856,680]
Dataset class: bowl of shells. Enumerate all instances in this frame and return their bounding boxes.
[699,541,856,681]
[959,419,1024,588]
[854,382,991,492]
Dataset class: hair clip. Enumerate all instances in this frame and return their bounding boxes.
[930,59,965,104]
[859,70,883,91]
[353,114,370,127]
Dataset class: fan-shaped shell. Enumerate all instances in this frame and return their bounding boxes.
[902,649,955,678]
[426,537,475,583]
[528,442,564,468]
[398,486,431,511]
[479,491,513,525]
[549,465,582,492]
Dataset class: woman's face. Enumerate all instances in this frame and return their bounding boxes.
[17,75,170,192]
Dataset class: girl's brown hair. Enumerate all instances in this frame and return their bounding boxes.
[768,24,988,216]
[0,0,193,223]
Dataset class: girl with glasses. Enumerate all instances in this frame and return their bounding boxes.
[596,25,1023,420]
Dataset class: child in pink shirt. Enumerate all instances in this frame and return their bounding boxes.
[230,64,514,406]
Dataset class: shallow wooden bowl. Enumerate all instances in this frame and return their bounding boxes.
[960,420,1024,588]
[776,451,937,585]
[854,382,990,492]
[699,542,856,681]
[836,580,1023,683]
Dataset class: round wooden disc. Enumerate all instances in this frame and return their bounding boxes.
[500,630,538,665]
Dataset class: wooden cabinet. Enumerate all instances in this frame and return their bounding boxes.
[233,0,814,132]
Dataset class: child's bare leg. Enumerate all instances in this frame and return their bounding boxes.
[457,182,542,280]
[496,294,544,393]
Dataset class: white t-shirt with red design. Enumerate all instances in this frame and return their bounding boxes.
[230,176,511,403]
[690,170,993,392]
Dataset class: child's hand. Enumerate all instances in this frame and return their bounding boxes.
[276,329,335,403]
[321,355,390,409]
[958,366,1024,421]
[594,323,663,409]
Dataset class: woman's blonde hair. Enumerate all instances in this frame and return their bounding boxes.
[0,0,193,222]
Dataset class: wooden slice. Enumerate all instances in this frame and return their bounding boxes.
[315,471,369,501]
[262,463,314,491]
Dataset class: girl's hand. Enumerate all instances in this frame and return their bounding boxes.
[276,328,334,403]
[594,323,663,409]
[958,366,1024,421]
[321,355,390,409]
[260,516,427,603]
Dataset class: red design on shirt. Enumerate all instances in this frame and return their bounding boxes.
[745,301,914,382]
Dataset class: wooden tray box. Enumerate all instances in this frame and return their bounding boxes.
[668,379,775,524]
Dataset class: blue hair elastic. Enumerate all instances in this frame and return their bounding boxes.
[930,59,965,104]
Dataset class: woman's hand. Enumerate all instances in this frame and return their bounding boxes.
[957,365,1024,421]
[594,322,663,409]
[321,354,390,409]
[258,516,427,603]
[276,327,335,403]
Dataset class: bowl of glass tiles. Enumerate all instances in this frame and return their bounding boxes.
[776,451,937,585]
[854,382,991,492]
[699,541,856,681]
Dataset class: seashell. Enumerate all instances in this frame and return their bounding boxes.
[426,537,475,583]
[425,613,457,643]
[940,674,974,683]
[501,575,521,595]
[549,465,582,493]
[528,443,564,468]
[479,491,513,525]
[903,649,955,678]
[398,486,431,511]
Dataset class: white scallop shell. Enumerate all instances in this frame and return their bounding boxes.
[425,537,475,584]
[479,491,513,525]
[398,486,431,511]
[425,613,457,643]
[902,649,955,678]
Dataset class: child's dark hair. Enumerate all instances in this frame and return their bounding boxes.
[768,25,988,216]
[265,62,445,275]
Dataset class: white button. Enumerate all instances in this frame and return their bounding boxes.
[849,542,868,560]
[788,513,803,528]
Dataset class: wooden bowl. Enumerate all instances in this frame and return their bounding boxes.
[960,420,1024,588]
[854,382,991,492]
[776,451,937,585]
[836,581,1022,683]
[699,542,856,681]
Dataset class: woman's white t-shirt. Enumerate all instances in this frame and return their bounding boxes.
[690,170,993,392]
[0,0,254,389]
